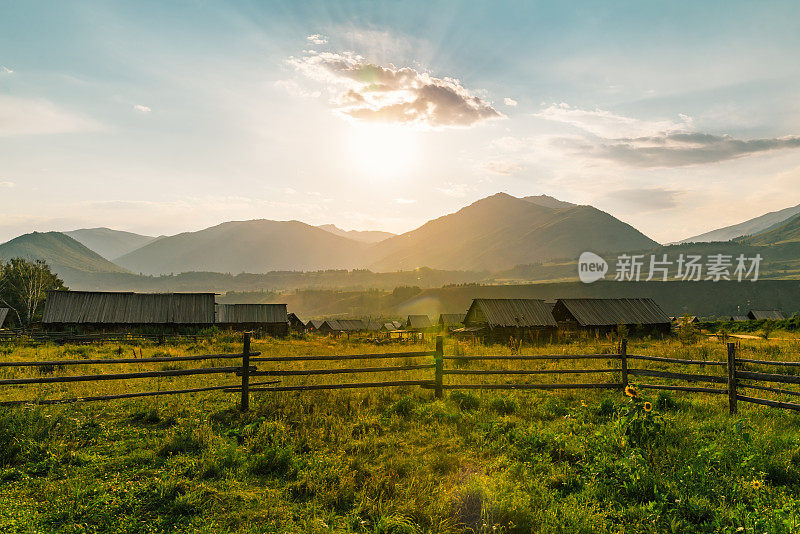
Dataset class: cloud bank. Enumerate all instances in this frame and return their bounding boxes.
[290,51,502,128]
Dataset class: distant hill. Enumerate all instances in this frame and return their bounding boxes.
[523,194,576,210]
[316,224,394,243]
[65,227,159,260]
[0,232,129,275]
[743,213,800,246]
[678,202,800,243]
[115,219,370,275]
[367,193,658,271]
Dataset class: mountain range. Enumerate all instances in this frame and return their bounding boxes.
[3,193,800,286]
[678,202,800,243]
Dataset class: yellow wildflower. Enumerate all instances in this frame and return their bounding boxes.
[624,386,639,398]
[644,402,653,412]
[751,479,763,490]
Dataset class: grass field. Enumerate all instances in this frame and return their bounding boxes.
[2,333,800,533]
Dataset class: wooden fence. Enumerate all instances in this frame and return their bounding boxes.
[0,330,208,345]
[1,335,799,414]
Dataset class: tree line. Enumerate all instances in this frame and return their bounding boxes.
[0,258,66,329]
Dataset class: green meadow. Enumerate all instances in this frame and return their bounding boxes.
[2,333,800,533]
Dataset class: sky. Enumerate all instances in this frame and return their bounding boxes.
[2,0,800,244]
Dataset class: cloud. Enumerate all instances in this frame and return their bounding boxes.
[307,34,328,45]
[0,65,13,74]
[532,103,800,168]
[482,161,523,175]
[607,187,686,212]
[438,182,476,197]
[273,79,321,99]
[555,131,800,168]
[0,181,14,188]
[395,197,416,204]
[504,97,517,107]
[0,94,101,136]
[534,102,693,138]
[133,104,151,113]
[289,50,502,128]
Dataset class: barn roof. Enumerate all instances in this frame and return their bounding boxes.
[381,322,398,331]
[748,309,785,320]
[322,319,365,331]
[467,299,557,328]
[407,315,433,329]
[729,315,749,322]
[555,298,669,327]
[42,291,215,324]
[364,320,383,331]
[306,319,324,329]
[287,312,303,324]
[216,303,287,324]
[438,313,466,327]
[0,308,8,328]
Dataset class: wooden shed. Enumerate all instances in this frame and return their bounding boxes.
[728,315,749,322]
[748,310,785,321]
[0,308,8,329]
[306,319,324,333]
[317,319,365,336]
[41,291,215,332]
[438,313,466,332]
[462,298,557,343]
[215,303,288,337]
[552,298,671,336]
[406,315,433,331]
[288,313,305,333]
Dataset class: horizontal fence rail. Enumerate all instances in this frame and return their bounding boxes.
[250,351,434,362]
[0,352,261,368]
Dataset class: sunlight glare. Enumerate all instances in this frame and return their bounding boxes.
[348,122,419,180]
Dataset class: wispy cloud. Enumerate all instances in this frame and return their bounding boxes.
[531,103,800,168]
[289,50,502,128]
[133,104,151,113]
[607,187,686,212]
[0,94,101,136]
[438,182,476,197]
[504,97,517,107]
[306,34,328,45]
[0,65,13,74]
[482,161,523,175]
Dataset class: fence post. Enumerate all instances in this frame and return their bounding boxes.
[434,335,443,399]
[727,342,737,415]
[241,332,251,412]
[620,338,628,390]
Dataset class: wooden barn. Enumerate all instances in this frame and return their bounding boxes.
[728,315,749,322]
[317,319,365,336]
[461,298,557,343]
[215,303,288,337]
[41,291,215,332]
[287,313,305,333]
[748,309,785,320]
[0,308,8,329]
[552,298,671,336]
[438,313,466,332]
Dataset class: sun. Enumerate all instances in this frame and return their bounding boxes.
[348,122,419,180]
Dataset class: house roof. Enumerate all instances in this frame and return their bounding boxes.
[216,303,287,323]
[42,291,216,324]
[364,320,383,331]
[407,315,433,329]
[729,315,749,322]
[306,319,324,329]
[555,298,669,327]
[467,298,557,328]
[0,308,8,328]
[438,313,466,327]
[748,309,785,320]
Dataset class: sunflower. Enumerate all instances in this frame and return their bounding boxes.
[624,386,639,398]
[751,479,763,490]
[643,402,652,412]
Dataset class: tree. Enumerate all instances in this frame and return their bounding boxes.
[0,258,67,328]
[677,315,699,346]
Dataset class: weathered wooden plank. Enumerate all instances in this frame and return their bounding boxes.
[0,366,253,386]
[638,383,728,394]
[736,394,800,412]
[629,354,726,366]
[736,358,800,367]
[442,354,616,361]
[738,383,800,397]
[0,352,259,368]
[251,351,434,362]
[439,382,621,390]
[246,380,434,392]
[443,368,621,375]
[737,370,800,386]
[628,368,727,384]
[251,364,435,377]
